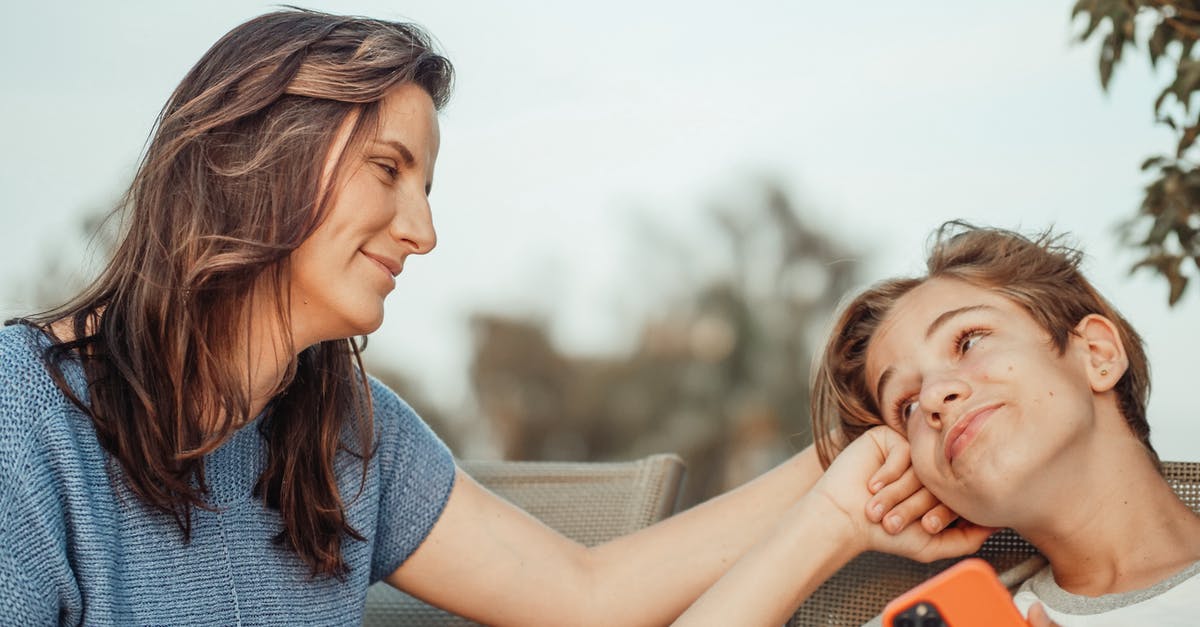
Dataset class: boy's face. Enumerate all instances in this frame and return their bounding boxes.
[864,277,1097,526]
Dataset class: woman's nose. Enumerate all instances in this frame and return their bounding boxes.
[391,195,437,255]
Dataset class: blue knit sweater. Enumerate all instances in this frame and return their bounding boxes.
[0,324,457,625]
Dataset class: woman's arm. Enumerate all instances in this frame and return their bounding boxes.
[386,446,823,626]
[386,439,965,626]
[674,427,995,626]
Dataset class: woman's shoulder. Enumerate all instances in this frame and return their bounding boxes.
[0,324,96,513]
[0,322,45,361]
[0,324,85,451]
[365,375,434,441]
[363,374,453,466]
[0,323,64,408]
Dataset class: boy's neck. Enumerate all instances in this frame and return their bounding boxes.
[1015,438,1200,596]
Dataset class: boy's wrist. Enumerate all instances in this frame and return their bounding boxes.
[793,489,869,558]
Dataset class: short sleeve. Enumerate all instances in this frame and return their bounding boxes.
[0,327,80,623]
[367,378,457,583]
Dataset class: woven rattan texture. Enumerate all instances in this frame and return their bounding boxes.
[362,454,686,626]
[788,460,1200,626]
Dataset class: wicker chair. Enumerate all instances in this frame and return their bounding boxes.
[361,453,687,626]
[788,460,1200,626]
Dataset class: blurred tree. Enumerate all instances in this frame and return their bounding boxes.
[468,181,857,506]
[1073,1,1200,304]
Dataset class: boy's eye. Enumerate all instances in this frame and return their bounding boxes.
[894,398,919,425]
[956,328,987,354]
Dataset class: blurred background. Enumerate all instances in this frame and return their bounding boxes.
[4,1,1198,506]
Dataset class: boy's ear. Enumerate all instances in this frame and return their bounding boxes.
[1074,314,1128,393]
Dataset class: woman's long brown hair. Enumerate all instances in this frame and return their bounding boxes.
[12,9,453,578]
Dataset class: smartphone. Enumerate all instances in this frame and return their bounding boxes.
[882,558,1028,627]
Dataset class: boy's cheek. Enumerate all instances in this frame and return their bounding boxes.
[909,434,943,485]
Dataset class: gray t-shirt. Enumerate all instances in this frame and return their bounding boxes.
[1012,559,1200,625]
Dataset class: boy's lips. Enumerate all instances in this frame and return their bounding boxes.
[945,402,1003,463]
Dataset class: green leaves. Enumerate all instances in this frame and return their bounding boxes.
[1150,18,1172,67]
[1075,0,1137,89]
[1155,58,1200,115]
[1128,158,1200,305]
[1131,253,1189,304]
[1076,0,1200,306]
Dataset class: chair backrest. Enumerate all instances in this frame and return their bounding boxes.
[362,453,687,626]
[788,460,1200,626]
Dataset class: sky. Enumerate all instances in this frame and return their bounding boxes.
[3,1,1198,461]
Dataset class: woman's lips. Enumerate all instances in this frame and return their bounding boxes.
[945,403,1002,463]
[362,252,398,287]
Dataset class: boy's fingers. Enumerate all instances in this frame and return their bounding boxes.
[1027,601,1061,627]
[865,468,922,525]
[879,487,940,534]
[920,504,958,534]
[921,522,995,561]
[867,435,910,493]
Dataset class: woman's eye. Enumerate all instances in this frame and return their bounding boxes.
[375,161,398,179]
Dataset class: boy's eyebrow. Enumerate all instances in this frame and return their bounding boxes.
[925,304,994,340]
[875,367,895,409]
[873,304,998,406]
[375,139,415,166]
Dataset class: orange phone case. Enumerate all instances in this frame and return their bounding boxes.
[882,558,1028,627]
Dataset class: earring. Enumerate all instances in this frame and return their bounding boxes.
[1100,368,1109,376]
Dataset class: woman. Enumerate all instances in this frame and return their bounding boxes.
[811,222,1200,624]
[0,10,981,625]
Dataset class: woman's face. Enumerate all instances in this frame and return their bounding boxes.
[863,277,1097,525]
[288,82,439,347]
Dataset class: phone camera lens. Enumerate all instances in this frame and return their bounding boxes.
[895,619,915,627]
[921,618,945,627]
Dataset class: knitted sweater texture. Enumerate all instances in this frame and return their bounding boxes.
[0,324,456,625]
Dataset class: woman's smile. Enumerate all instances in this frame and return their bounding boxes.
[362,250,401,288]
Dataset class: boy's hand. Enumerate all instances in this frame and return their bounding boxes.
[864,432,959,534]
[1027,602,1061,627]
[811,426,995,563]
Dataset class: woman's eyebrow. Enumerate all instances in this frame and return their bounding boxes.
[375,139,415,166]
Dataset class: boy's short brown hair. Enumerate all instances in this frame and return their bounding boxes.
[811,222,1155,469]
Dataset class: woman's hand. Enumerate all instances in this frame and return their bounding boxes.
[863,431,959,534]
[809,426,995,563]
